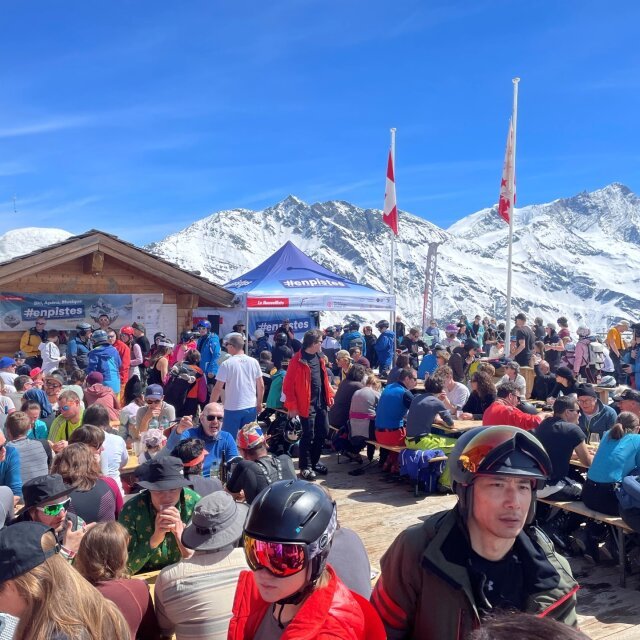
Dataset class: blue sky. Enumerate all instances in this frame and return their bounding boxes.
[1,0,639,244]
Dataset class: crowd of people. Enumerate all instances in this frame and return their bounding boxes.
[0,311,638,639]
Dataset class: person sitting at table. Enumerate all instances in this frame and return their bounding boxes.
[166,402,238,478]
[405,376,456,451]
[482,382,543,431]
[118,456,199,574]
[548,366,579,401]
[329,364,367,430]
[333,350,352,384]
[499,361,527,399]
[576,384,617,440]
[531,360,556,400]
[349,346,370,369]
[387,354,411,384]
[139,428,167,463]
[48,389,84,452]
[535,396,592,501]
[375,369,417,474]
[433,365,470,415]
[582,411,640,516]
[171,437,224,497]
[135,384,176,433]
[51,442,122,523]
[460,371,497,419]
[75,521,160,640]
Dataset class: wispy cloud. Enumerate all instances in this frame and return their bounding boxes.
[0,115,94,139]
[0,160,31,176]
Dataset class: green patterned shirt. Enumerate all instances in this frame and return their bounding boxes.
[118,488,200,575]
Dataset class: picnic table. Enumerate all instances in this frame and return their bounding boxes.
[121,453,139,474]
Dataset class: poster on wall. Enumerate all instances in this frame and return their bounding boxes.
[0,293,163,332]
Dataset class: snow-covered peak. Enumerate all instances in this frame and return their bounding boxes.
[0,227,73,263]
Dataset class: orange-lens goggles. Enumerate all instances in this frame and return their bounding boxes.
[457,426,548,476]
[243,534,307,577]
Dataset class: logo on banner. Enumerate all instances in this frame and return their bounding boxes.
[280,278,347,288]
[247,297,289,308]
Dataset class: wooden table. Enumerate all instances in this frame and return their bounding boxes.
[435,419,484,435]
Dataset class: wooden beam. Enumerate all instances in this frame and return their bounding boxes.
[83,251,104,275]
[176,293,199,310]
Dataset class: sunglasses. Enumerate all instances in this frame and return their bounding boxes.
[205,415,223,422]
[146,399,162,405]
[37,498,71,517]
[45,382,62,388]
[244,535,307,577]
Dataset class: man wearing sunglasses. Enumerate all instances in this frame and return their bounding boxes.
[15,474,94,561]
[136,384,176,433]
[167,402,238,478]
[372,426,578,639]
[48,390,84,453]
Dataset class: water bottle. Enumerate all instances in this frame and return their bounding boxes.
[159,416,170,431]
[148,417,160,430]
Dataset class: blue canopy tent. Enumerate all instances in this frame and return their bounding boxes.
[223,241,395,340]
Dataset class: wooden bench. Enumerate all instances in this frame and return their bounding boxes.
[365,440,448,496]
[538,498,634,586]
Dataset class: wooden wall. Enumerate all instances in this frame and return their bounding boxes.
[0,254,199,355]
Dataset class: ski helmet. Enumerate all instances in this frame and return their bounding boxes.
[449,426,550,524]
[92,330,109,346]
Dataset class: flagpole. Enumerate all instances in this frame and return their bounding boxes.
[389,128,397,355]
[505,77,519,338]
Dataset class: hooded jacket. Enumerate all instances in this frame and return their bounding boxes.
[87,345,122,394]
[197,332,221,378]
[282,350,334,418]
[374,330,396,370]
[228,565,385,640]
[84,383,120,421]
[371,507,578,640]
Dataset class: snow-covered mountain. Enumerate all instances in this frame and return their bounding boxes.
[147,183,640,332]
[0,227,73,263]
[2,184,638,332]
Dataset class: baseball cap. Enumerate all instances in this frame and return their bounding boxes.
[145,384,164,400]
[0,522,59,583]
[0,357,16,369]
[613,389,640,403]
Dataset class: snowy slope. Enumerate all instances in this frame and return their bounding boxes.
[148,183,640,332]
[0,227,73,263]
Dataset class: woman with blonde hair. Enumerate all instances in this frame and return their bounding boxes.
[75,521,160,640]
[0,521,129,640]
[51,442,120,523]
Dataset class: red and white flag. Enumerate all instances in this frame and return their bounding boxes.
[383,147,399,235]
[498,118,516,224]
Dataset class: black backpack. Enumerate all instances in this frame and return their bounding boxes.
[163,364,198,415]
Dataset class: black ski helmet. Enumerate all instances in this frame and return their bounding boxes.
[244,480,337,592]
[449,426,550,525]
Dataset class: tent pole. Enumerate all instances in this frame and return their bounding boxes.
[245,305,250,355]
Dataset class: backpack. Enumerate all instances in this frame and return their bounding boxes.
[163,364,197,414]
[255,455,285,485]
[588,341,605,370]
[399,448,447,494]
[348,335,365,352]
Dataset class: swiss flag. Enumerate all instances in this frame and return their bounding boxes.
[383,148,399,235]
[498,118,516,224]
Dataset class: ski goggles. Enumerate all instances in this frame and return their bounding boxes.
[243,535,307,577]
[37,498,71,517]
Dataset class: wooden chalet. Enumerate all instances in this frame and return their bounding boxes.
[0,229,234,355]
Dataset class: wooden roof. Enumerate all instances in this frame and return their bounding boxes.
[0,229,235,308]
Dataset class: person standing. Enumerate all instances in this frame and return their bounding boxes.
[88,330,123,396]
[283,329,334,480]
[66,322,93,372]
[19,318,47,367]
[512,312,536,368]
[607,319,630,383]
[210,334,264,441]
[196,320,221,394]
[374,319,396,378]
[132,322,151,383]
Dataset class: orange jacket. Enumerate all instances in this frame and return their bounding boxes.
[282,350,334,417]
[482,399,542,431]
[228,565,385,640]
[113,339,131,388]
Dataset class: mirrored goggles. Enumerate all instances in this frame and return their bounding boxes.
[243,534,307,577]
